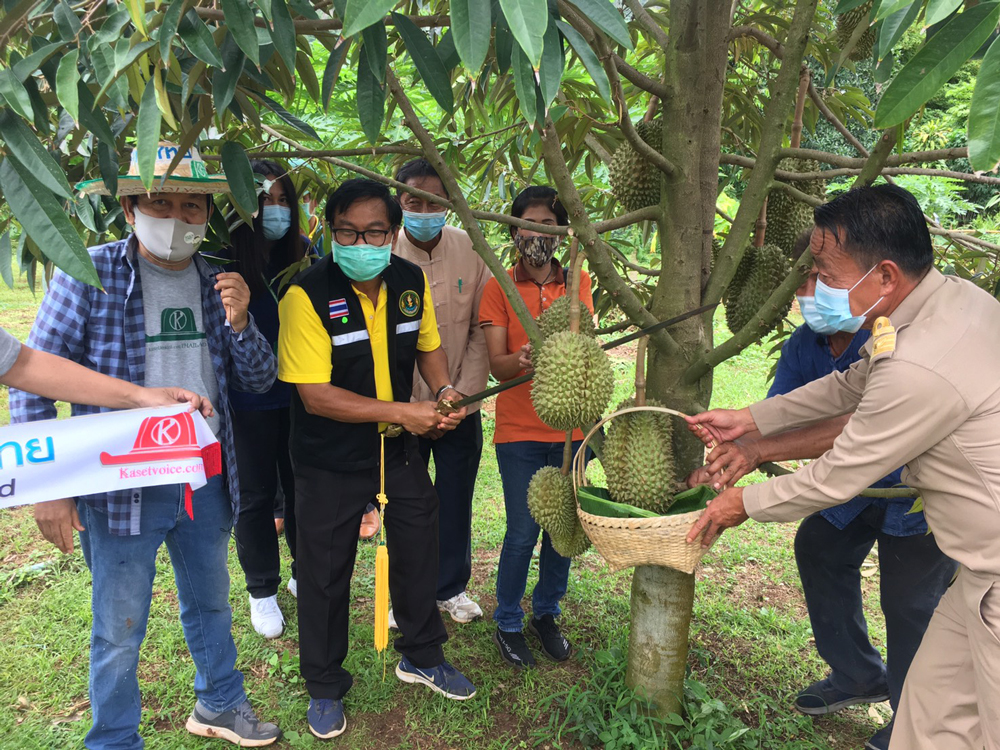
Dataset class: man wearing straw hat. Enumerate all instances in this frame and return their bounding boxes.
[684,184,1000,750]
[10,143,281,748]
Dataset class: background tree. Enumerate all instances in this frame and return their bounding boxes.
[2,0,999,717]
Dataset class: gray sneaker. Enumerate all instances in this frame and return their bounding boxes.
[186,699,281,746]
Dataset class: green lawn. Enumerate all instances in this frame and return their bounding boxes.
[0,274,889,749]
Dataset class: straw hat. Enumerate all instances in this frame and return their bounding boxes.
[75,142,230,196]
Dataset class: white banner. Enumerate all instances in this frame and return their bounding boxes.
[0,405,221,515]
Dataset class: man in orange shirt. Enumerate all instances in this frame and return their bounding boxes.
[479,186,593,669]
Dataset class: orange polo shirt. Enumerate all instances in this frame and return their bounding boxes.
[478,260,594,444]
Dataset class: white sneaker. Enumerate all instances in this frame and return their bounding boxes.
[287,577,297,598]
[249,594,285,639]
[388,608,399,631]
[437,591,483,623]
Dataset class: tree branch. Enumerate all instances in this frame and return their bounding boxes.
[203,146,423,159]
[613,55,672,98]
[384,68,544,346]
[760,462,920,497]
[809,82,869,156]
[854,129,898,187]
[728,25,783,57]
[623,0,671,49]
[703,0,820,307]
[538,119,680,356]
[684,250,811,383]
[593,205,660,232]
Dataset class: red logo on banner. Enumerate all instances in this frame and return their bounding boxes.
[99,413,203,466]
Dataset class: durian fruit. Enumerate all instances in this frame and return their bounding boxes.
[537,295,596,339]
[609,120,663,212]
[532,331,614,431]
[527,466,578,541]
[836,1,876,62]
[527,466,590,558]
[767,158,825,259]
[725,243,792,335]
[722,244,757,311]
[602,398,676,513]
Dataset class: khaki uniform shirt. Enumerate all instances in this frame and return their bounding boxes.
[744,268,1000,576]
[394,225,491,411]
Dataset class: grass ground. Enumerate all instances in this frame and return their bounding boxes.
[0,272,890,749]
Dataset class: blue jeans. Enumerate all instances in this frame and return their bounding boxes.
[493,441,582,632]
[77,476,246,750]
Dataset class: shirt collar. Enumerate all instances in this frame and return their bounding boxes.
[513,257,565,285]
[860,267,945,357]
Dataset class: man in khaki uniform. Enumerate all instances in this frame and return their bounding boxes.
[391,159,491,625]
[686,184,1000,750]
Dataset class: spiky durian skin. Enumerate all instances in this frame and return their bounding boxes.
[767,158,825,258]
[537,295,596,339]
[609,121,663,212]
[527,466,577,540]
[531,331,614,432]
[724,243,792,336]
[603,398,676,513]
[836,2,876,61]
[551,525,591,558]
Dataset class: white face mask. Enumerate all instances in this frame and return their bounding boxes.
[133,208,206,263]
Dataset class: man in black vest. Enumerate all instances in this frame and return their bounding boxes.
[277,179,476,740]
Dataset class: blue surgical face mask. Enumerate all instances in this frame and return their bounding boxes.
[333,241,392,282]
[813,265,883,334]
[262,204,292,240]
[796,295,839,336]
[403,209,447,242]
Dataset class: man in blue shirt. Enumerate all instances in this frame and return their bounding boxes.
[689,232,956,750]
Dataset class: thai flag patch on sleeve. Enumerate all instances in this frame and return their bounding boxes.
[329,298,349,319]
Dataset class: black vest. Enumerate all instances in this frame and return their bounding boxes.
[288,254,426,471]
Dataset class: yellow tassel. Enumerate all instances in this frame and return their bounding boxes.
[374,433,389,656]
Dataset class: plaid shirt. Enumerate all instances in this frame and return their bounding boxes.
[9,236,277,535]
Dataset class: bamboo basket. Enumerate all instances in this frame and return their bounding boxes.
[572,406,712,575]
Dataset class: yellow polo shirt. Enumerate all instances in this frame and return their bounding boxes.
[278,278,441,407]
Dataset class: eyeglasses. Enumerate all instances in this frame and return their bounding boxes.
[331,228,391,246]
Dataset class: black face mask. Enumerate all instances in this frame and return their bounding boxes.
[515,234,560,267]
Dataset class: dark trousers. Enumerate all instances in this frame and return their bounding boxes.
[795,507,957,712]
[232,407,296,597]
[295,435,448,700]
[417,410,483,601]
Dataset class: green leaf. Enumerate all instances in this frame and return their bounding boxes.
[511,40,541,125]
[255,0,272,20]
[557,20,610,103]
[392,12,453,112]
[97,140,119,198]
[55,49,81,121]
[925,0,963,27]
[91,6,132,47]
[563,0,632,49]
[223,0,260,68]
[178,9,225,69]
[834,0,870,12]
[0,230,12,290]
[54,0,82,41]
[136,77,163,191]
[256,93,322,140]
[0,69,33,120]
[89,44,127,110]
[361,23,387,83]
[877,1,921,60]
[873,0,913,22]
[436,29,461,71]
[270,0,296,70]
[495,12,513,75]
[76,84,116,146]
[356,48,385,143]
[221,141,258,216]
[875,2,1000,128]
[213,33,246,115]
[342,0,394,38]
[499,0,546,66]
[0,109,73,199]
[12,42,63,81]
[159,0,185,63]
[322,37,350,110]
[0,158,101,290]
[969,36,1000,171]
[537,15,563,112]
[450,0,490,74]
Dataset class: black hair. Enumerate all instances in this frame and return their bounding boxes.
[394,159,448,198]
[813,184,933,277]
[508,186,568,238]
[227,159,305,297]
[325,178,403,228]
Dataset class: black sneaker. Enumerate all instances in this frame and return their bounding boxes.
[493,627,536,669]
[528,614,572,661]
[794,677,889,716]
[185,699,281,746]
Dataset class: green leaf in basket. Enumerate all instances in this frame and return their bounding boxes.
[666,485,717,516]
[577,485,717,519]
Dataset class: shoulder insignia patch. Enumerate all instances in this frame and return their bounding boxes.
[871,316,896,360]
[399,289,421,317]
